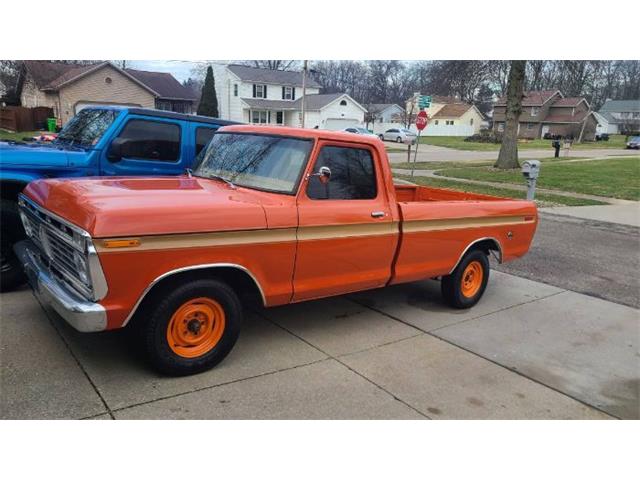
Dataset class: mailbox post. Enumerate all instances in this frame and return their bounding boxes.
[521,160,540,201]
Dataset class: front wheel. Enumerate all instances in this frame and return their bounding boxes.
[1,199,26,292]
[378,134,384,141]
[396,136,403,143]
[441,249,490,309]
[137,278,242,376]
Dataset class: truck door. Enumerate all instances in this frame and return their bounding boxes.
[99,116,187,176]
[293,141,398,301]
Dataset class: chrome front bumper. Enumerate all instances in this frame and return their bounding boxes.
[14,239,107,332]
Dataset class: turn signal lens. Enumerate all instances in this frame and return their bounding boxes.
[102,239,141,248]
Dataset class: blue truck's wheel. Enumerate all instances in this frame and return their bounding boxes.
[1,200,26,292]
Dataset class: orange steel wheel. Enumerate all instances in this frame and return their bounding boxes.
[166,297,226,358]
[460,261,483,298]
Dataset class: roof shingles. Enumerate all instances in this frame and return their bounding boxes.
[227,64,321,88]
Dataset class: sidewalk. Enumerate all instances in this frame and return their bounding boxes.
[2,271,637,420]
[540,204,640,228]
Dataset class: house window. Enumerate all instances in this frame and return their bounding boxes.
[470,118,474,126]
[283,86,294,100]
[446,120,454,126]
[497,122,505,132]
[527,123,534,130]
[339,99,347,106]
[105,77,112,85]
[253,84,267,98]
[531,107,539,117]
[156,100,172,111]
[434,120,439,125]
[276,111,284,125]
[251,110,268,124]
[233,84,238,97]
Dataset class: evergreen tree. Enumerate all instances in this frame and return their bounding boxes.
[197,66,219,117]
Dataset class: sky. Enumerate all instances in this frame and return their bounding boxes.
[127,60,206,82]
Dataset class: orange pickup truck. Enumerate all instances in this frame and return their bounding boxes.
[15,125,538,375]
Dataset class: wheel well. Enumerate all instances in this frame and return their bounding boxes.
[1,181,27,201]
[469,238,502,262]
[449,238,502,275]
[127,265,265,327]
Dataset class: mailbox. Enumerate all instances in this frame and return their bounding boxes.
[521,160,540,200]
[521,160,540,179]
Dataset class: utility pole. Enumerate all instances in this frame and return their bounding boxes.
[301,60,307,128]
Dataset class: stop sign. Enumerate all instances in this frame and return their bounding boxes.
[416,111,428,131]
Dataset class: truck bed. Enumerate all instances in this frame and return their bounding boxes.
[394,184,504,202]
[390,184,538,285]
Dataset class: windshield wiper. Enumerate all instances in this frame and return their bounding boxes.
[195,171,236,189]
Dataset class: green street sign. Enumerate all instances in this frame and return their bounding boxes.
[418,95,431,109]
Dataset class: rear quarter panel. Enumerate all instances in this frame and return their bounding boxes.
[392,199,537,284]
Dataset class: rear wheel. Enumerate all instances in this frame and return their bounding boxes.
[441,249,490,309]
[137,278,242,376]
[396,136,402,143]
[0,199,26,292]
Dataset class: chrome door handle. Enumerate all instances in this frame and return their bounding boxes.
[371,211,385,218]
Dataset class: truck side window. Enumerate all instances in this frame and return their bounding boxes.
[307,146,377,200]
[116,120,181,162]
[195,127,216,156]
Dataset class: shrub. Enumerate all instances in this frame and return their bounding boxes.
[465,131,503,143]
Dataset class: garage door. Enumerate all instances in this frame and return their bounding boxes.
[324,118,361,130]
[75,101,141,113]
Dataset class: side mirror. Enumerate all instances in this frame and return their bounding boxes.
[107,137,126,162]
[317,166,331,184]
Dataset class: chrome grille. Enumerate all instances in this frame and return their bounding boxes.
[19,196,93,299]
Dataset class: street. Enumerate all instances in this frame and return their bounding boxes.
[497,210,640,308]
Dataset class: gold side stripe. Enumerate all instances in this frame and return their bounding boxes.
[95,216,532,253]
[297,222,399,241]
[403,215,534,233]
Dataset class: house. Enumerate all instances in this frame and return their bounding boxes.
[492,90,598,141]
[19,61,198,123]
[212,64,366,129]
[597,99,640,134]
[366,103,405,123]
[404,94,484,136]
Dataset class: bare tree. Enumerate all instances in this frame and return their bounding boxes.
[495,60,526,170]
[248,60,298,71]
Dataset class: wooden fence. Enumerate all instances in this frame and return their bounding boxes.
[0,106,54,132]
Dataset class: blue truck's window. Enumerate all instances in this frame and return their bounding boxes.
[55,109,117,146]
[116,119,181,162]
[307,146,377,200]
[195,127,216,156]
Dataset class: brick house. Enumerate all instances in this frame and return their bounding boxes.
[492,90,598,141]
[19,61,197,124]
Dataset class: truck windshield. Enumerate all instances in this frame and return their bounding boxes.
[195,132,313,194]
[55,109,118,147]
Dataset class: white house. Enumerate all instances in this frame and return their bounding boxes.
[597,99,640,135]
[213,64,366,129]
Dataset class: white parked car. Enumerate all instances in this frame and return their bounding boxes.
[343,127,379,139]
[379,128,417,144]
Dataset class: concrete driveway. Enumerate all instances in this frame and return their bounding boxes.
[386,143,637,164]
[1,270,637,420]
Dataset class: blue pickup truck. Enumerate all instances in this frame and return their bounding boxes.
[0,106,237,291]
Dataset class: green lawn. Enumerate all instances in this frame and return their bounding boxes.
[0,130,41,142]
[435,157,640,200]
[394,174,606,207]
[393,157,588,171]
[419,135,629,151]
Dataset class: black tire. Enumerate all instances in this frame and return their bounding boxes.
[378,134,384,141]
[396,136,402,143]
[137,278,242,376]
[441,249,490,309]
[1,199,26,292]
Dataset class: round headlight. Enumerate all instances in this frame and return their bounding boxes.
[73,251,89,284]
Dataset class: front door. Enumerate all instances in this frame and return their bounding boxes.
[541,124,550,139]
[293,141,398,301]
[100,116,186,176]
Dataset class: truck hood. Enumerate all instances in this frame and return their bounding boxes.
[23,176,270,237]
[0,141,88,167]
